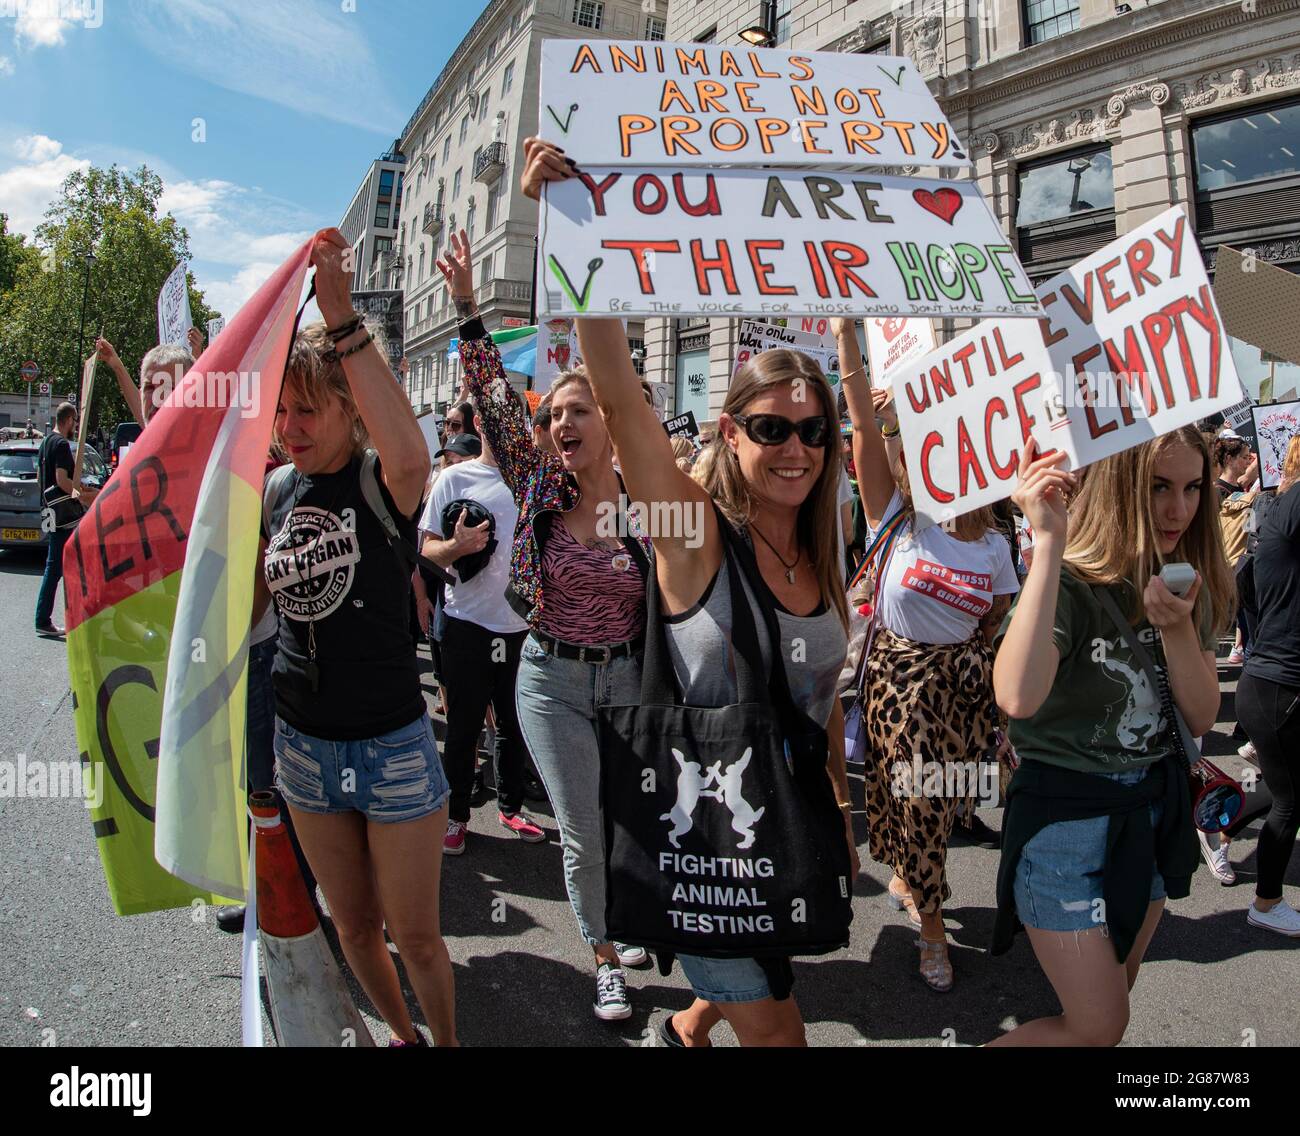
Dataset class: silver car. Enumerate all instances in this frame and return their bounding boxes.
[0,439,108,550]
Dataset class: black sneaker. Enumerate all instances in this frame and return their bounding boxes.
[593,963,631,1021]
[35,622,64,638]
[468,767,486,808]
[521,771,548,804]
[215,904,246,934]
[954,814,1001,849]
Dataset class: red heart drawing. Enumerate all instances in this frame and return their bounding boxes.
[912,187,963,224]
[878,318,905,342]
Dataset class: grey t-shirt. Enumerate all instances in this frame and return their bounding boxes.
[663,545,847,726]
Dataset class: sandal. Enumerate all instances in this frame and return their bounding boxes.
[886,879,922,926]
[917,935,953,993]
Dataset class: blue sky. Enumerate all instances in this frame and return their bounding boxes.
[0,0,487,318]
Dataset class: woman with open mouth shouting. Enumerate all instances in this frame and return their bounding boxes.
[438,222,652,1024]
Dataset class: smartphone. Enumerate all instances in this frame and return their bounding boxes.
[1159,561,1196,597]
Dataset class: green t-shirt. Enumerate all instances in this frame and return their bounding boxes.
[995,567,1216,773]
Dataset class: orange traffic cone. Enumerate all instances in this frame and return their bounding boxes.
[252,791,374,1047]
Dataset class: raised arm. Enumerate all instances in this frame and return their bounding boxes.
[993,441,1075,719]
[96,337,145,428]
[436,230,544,501]
[831,318,896,527]
[312,229,429,518]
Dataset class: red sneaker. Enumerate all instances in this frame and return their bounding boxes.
[499,811,546,843]
[443,820,468,856]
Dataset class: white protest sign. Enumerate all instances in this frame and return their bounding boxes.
[1251,400,1300,490]
[895,206,1245,529]
[865,316,937,386]
[734,319,840,384]
[1219,395,1253,430]
[533,318,576,395]
[540,39,970,170]
[157,263,193,347]
[207,316,226,342]
[539,167,1040,320]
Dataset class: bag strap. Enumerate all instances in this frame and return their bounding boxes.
[261,463,295,541]
[1091,585,1197,771]
[848,506,907,591]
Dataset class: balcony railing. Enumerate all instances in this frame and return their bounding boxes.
[421,203,444,236]
[479,276,532,306]
[473,141,508,186]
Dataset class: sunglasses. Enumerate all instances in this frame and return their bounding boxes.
[731,413,830,448]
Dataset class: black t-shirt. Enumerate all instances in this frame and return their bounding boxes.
[263,455,424,740]
[38,432,77,529]
[1245,487,1300,690]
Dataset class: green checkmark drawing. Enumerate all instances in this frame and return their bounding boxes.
[547,255,603,312]
[879,64,906,87]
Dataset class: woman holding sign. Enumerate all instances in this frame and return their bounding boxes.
[438,226,652,1023]
[834,317,1018,993]
[990,429,1232,1044]
[523,136,857,1046]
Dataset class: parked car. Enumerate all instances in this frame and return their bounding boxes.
[0,438,109,550]
[111,421,143,470]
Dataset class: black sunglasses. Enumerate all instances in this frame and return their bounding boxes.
[731,413,830,448]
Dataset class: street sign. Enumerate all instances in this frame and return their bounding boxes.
[500,317,529,328]
[38,382,50,396]
[20,360,39,382]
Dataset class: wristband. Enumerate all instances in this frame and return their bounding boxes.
[837,800,853,811]
[881,422,900,438]
[326,313,363,342]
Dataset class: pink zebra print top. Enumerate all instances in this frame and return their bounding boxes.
[536,514,646,646]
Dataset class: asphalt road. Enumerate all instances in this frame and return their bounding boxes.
[1,545,1296,1048]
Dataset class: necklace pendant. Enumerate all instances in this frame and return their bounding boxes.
[785,567,796,584]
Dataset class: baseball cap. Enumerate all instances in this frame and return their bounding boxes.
[437,433,482,459]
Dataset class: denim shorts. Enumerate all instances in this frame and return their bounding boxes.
[1013,766,1166,933]
[274,715,450,824]
[676,954,772,1004]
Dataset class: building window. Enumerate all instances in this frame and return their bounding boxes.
[374,202,391,228]
[1023,0,1081,46]
[774,0,792,46]
[572,0,602,30]
[481,255,493,286]
[695,26,716,44]
[1015,146,1116,278]
[459,114,470,144]
[486,181,501,231]
[502,60,515,95]
[379,168,395,197]
[418,246,425,283]
[453,168,462,199]
[486,38,496,64]
[479,87,490,120]
[1193,97,1300,192]
[466,202,477,243]
[511,10,522,35]
[646,15,665,41]
[442,137,451,164]
[627,337,646,375]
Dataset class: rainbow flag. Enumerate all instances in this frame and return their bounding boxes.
[64,239,313,914]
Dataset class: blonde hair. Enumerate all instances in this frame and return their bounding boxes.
[892,438,995,540]
[1064,425,1234,634]
[669,434,695,472]
[1280,434,1300,494]
[696,349,849,630]
[278,321,371,457]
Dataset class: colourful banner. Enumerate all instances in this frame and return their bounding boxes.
[65,239,313,913]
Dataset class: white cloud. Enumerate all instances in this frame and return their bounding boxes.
[199,261,287,320]
[13,133,64,162]
[16,8,73,47]
[0,56,14,77]
[130,0,401,134]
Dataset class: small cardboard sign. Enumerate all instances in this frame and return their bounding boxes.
[664,410,700,439]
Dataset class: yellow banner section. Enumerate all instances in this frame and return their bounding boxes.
[66,573,239,915]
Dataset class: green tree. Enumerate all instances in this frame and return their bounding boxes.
[0,213,41,298]
[0,165,220,433]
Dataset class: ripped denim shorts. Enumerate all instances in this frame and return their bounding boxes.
[1013,767,1167,932]
[274,715,449,824]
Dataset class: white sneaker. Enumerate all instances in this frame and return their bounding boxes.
[1197,830,1236,885]
[613,942,647,967]
[1246,899,1300,937]
[1227,646,1246,665]
[1238,741,1258,761]
[593,963,632,1020]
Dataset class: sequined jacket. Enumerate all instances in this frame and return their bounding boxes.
[458,318,650,629]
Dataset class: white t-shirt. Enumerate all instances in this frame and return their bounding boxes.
[420,459,528,635]
[869,489,1019,645]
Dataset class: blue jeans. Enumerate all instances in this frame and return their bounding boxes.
[1013,767,1166,932]
[35,526,72,628]
[676,954,773,1003]
[514,633,642,946]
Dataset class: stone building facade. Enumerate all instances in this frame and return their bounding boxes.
[648,0,1300,416]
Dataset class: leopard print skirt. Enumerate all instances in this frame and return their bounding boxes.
[862,628,999,914]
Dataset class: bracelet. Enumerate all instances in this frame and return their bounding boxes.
[881,422,900,438]
[840,367,866,383]
[326,313,363,343]
[325,331,374,362]
[837,800,853,811]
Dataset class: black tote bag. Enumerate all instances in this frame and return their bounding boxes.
[596,513,853,959]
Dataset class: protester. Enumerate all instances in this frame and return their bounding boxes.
[669,434,695,473]
[989,427,1232,1045]
[833,317,1017,992]
[530,396,556,456]
[1235,433,1300,936]
[444,400,479,443]
[258,229,454,1046]
[34,402,97,637]
[421,403,545,853]
[1215,437,1258,666]
[438,222,649,1022]
[98,329,202,428]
